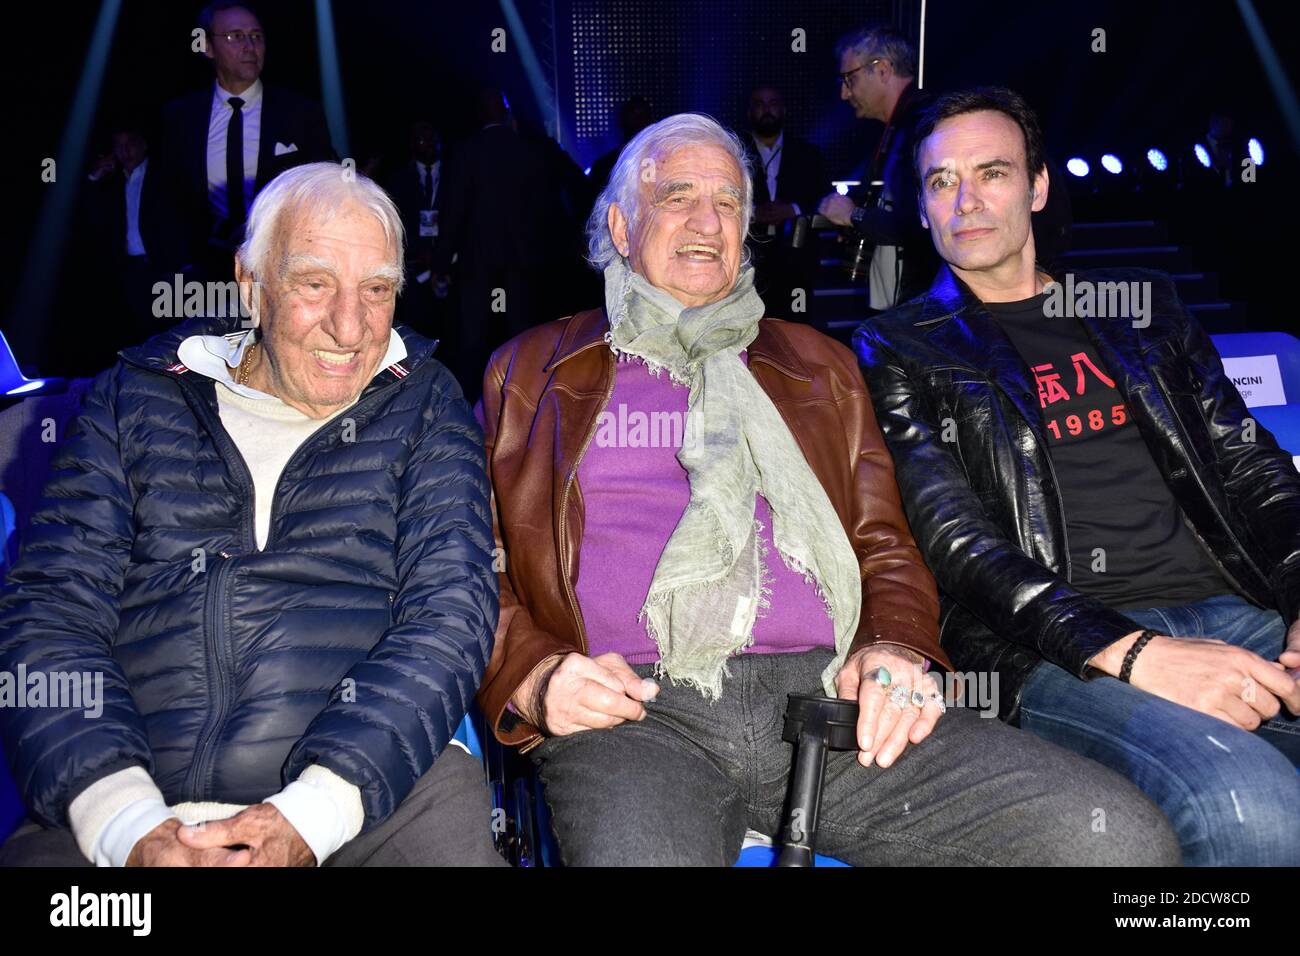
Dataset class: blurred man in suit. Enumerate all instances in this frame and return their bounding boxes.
[385,120,444,338]
[85,123,179,353]
[743,85,827,320]
[156,2,335,285]
[433,89,551,398]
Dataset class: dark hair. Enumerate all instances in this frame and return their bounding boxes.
[197,1,262,36]
[833,24,916,79]
[912,86,1046,186]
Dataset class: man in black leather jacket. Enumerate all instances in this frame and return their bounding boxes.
[856,86,1300,867]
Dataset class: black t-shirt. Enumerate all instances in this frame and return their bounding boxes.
[985,293,1231,609]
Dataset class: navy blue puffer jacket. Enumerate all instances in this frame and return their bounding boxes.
[0,316,498,830]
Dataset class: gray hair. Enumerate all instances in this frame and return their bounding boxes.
[834,24,917,79]
[586,112,753,272]
[237,161,406,296]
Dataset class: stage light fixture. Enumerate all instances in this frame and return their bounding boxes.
[1066,157,1090,177]
[1146,148,1168,171]
[1248,137,1265,165]
[1194,143,1212,168]
[1100,154,1123,174]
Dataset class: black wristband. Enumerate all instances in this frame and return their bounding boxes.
[1119,629,1156,683]
[531,653,568,736]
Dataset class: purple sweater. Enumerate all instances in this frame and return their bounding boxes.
[575,353,835,664]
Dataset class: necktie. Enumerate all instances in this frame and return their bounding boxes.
[227,96,246,227]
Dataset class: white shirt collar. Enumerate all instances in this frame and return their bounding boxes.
[214,78,263,108]
[753,132,783,156]
[177,327,408,401]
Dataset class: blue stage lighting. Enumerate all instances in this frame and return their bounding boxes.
[1194,143,1212,168]
[1248,137,1265,165]
[1066,157,1090,177]
[1146,148,1168,171]
[1101,154,1123,174]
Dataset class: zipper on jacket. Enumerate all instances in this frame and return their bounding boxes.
[262,375,407,550]
[556,350,617,656]
[991,380,1073,581]
[120,351,416,794]
[184,552,235,800]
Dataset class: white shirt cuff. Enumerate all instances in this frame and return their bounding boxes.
[264,765,365,866]
[67,766,178,866]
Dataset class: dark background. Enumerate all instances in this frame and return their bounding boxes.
[3,0,1297,373]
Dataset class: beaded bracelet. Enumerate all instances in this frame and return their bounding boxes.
[1119,629,1157,683]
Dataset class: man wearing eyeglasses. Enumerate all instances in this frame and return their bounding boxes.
[155,2,336,287]
[817,25,938,311]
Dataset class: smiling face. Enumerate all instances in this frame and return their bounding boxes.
[916,109,1048,282]
[608,143,746,308]
[239,201,399,418]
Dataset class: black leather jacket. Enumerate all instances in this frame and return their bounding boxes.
[857,264,1300,723]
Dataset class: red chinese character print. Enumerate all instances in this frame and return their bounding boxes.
[1031,362,1071,408]
[1070,351,1115,395]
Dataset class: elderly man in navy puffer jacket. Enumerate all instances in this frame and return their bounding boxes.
[0,162,503,867]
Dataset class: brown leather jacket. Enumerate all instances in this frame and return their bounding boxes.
[475,307,949,751]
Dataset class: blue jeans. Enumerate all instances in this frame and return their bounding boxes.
[1019,593,1300,866]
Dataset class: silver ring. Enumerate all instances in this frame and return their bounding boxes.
[888,684,911,709]
[924,692,947,714]
[911,690,926,708]
[866,666,892,687]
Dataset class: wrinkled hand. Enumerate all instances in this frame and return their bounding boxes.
[174,803,314,867]
[817,193,857,227]
[835,644,943,769]
[125,818,249,867]
[513,651,659,736]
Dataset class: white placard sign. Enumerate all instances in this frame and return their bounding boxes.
[1222,354,1286,407]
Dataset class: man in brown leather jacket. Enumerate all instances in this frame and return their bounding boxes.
[473,113,1177,866]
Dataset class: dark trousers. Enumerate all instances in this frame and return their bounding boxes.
[530,648,1181,866]
[0,745,506,867]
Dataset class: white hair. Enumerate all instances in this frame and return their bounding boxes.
[237,161,406,296]
[585,112,753,272]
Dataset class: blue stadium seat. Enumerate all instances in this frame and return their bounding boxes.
[0,328,61,397]
[451,711,483,760]
[0,491,14,579]
[1249,405,1300,461]
[1210,332,1300,470]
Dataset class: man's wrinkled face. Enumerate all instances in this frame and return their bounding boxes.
[249,202,399,417]
[916,110,1048,276]
[206,6,264,87]
[611,143,746,308]
[748,88,785,138]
